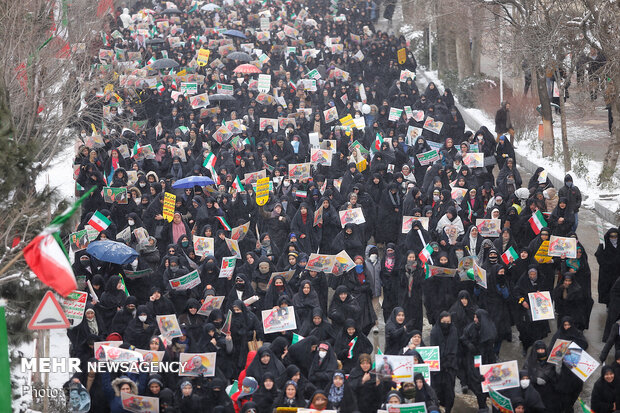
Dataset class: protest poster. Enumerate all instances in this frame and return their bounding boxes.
[299,410,338,413]
[313,206,323,227]
[61,291,88,327]
[219,257,237,278]
[444,224,460,245]
[196,48,210,66]
[179,353,217,377]
[216,83,234,95]
[306,253,337,273]
[427,266,457,278]
[225,238,241,259]
[528,291,554,321]
[267,270,296,286]
[423,117,443,134]
[547,339,572,365]
[386,404,427,413]
[288,163,312,180]
[401,216,429,233]
[180,82,198,95]
[190,93,210,109]
[451,187,468,204]
[198,296,225,316]
[476,219,502,237]
[102,345,143,363]
[231,221,250,241]
[480,360,519,392]
[339,207,366,227]
[323,107,339,123]
[400,70,416,81]
[156,314,183,338]
[94,341,122,360]
[103,187,128,204]
[548,236,577,258]
[262,306,297,334]
[257,74,271,93]
[375,355,414,383]
[473,261,487,289]
[535,240,553,264]
[121,393,159,413]
[489,387,514,413]
[415,149,439,166]
[135,349,165,363]
[457,256,476,280]
[389,107,403,122]
[563,342,600,382]
[124,269,152,280]
[331,250,355,276]
[162,192,176,222]
[169,270,201,291]
[310,148,333,166]
[413,363,431,385]
[133,227,149,243]
[463,153,485,168]
[69,229,91,251]
[244,169,267,185]
[416,347,441,371]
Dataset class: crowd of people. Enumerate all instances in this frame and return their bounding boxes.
[61,0,620,412]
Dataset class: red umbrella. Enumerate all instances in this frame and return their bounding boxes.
[233,64,261,74]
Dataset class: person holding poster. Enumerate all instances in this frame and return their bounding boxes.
[552,273,587,330]
[514,266,552,354]
[523,340,561,410]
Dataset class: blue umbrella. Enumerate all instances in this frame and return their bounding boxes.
[86,241,139,265]
[172,176,216,188]
[223,29,247,39]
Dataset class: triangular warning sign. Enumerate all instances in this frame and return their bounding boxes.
[28,291,70,330]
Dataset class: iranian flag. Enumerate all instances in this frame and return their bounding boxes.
[501,247,518,265]
[418,243,434,265]
[156,82,165,94]
[289,80,297,91]
[216,216,231,231]
[578,398,593,413]
[347,336,358,359]
[292,333,304,344]
[203,152,219,185]
[146,56,156,66]
[171,78,177,90]
[88,210,111,232]
[373,133,384,152]
[529,210,547,235]
[131,140,141,158]
[232,176,245,192]
[24,187,96,296]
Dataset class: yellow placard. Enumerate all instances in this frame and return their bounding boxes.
[177,69,187,77]
[535,240,553,264]
[339,114,354,127]
[397,48,406,65]
[197,48,210,67]
[255,177,270,206]
[163,192,176,222]
[104,83,114,93]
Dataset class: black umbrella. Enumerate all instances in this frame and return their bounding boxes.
[162,8,183,14]
[146,38,165,45]
[209,94,237,102]
[148,58,180,70]
[227,51,252,62]
[223,29,247,39]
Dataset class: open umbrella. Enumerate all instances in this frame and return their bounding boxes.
[209,94,237,102]
[227,52,252,62]
[304,19,318,27]
[146,38,165,45]
[86,241,139,265]
[201,3,221,11]
[172,176,216,188]
[148,58,180,70]
[233,63,261,74]
[223,29,247,39]
[162,8,183,14]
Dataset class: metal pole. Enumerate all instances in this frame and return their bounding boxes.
[428,22,432,71]
[499,54,503,104]
[43,330,49,413]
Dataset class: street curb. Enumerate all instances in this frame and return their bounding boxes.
[415,71,620,226]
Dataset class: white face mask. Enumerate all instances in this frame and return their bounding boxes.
[369,254,378,263]
[283,180,291,187]
[138,315,147,322]
[128,219,135,226]
[318,350,327,359]
[520,379,530,389]
[81,132,87,138]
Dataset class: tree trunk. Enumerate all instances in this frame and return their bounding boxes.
[599,99,620,183]
[535,69,554,157]
[470,5,482,75]
[455,30,474,80]
[558,86,571,172]
[436,18,447,76]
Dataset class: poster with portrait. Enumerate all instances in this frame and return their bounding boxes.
[156,314,183,338]
[231,221,250,241]
[103,187,128,204]
[563,342,600,382]
[476,219,501,237]
[451,187,468,204]
[443,224,460,245]
[331,250,355,276]
[323,107,339,123]
[480,360,519,392]
[423,117,443,134]
[427,266,457,278]
[262,306,297,334]
[288,163,312,180]
[135,349,165,363]
[548,236,577,258]
[339,208,365,227]
[244,169,267,186]
[457,256,476,280]
[101,345,143,364]
[401,216,429,233]
[306,253,337,273]
[311,148,333,166]
[528,291,554,321]
[463,153,484,168]
[69,229,91,252]
[415,346,440,371]
[547,339,572,365]
[198,295,225,316]
[473,261,487,289]
[67,382,91,412]
[93,341,122,360]
[225,238,242,259]
[313,206,323,227]
[179,352,216,377]
[121,393,159,413]
[375,355,414,383]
